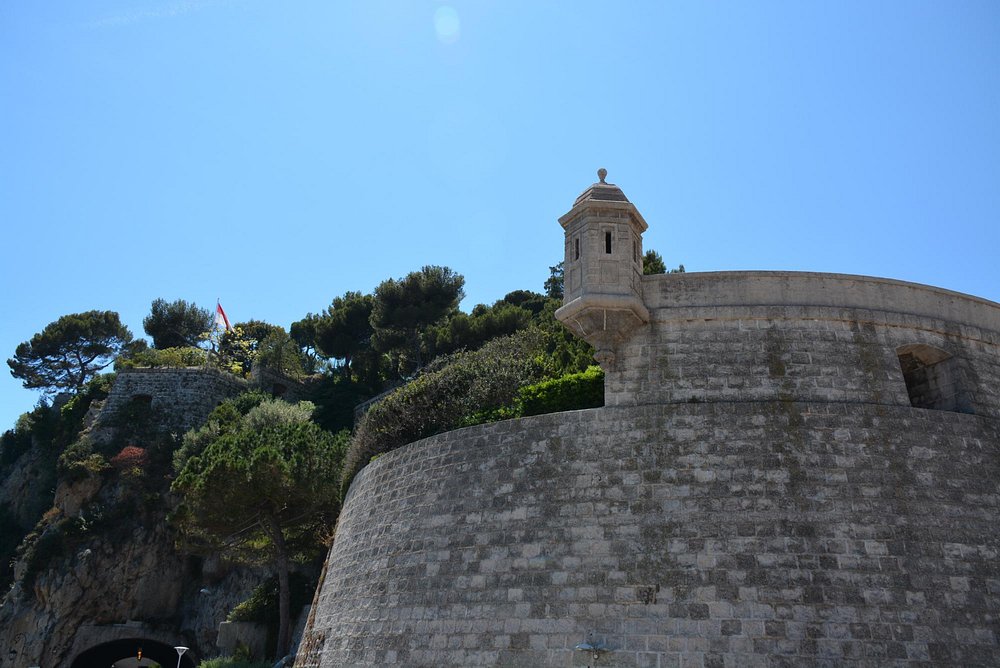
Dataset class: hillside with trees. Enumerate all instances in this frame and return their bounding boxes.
[0,255,673,665]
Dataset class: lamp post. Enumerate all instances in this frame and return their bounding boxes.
[174,646,188,668]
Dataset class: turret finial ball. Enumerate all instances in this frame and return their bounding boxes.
[597,168,607,184]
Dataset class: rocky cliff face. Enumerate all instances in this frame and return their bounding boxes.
[0,370,271,667]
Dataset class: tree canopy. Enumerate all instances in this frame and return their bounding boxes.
[216,320,287,376]
[142,298,213,349]
[313,291,375,373]
[172,397,346,659]
[544,262,564,300]
[370,266,465,375]
[642,250,667,275]
[7,311,133,394]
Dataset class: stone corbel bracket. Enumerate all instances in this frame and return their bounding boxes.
[556,292,649,370]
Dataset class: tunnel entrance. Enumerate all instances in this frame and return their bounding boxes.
[70,638,196,668]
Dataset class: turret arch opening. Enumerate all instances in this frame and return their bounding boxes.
[896,343,972,414]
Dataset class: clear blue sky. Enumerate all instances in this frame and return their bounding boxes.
[1,1,998,431]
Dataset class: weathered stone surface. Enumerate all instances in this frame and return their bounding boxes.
[605,272,1000,419]
[94,366,249,438]
[299,401,1000,666]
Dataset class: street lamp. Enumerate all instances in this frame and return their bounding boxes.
[174,646,188,668]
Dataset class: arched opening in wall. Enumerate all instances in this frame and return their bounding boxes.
[896,344,972,414]
[70,638,196,668]
[131,394,153,406]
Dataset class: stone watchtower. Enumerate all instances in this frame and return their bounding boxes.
[555,168,649,369]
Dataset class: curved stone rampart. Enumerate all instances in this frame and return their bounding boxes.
[603,272,1000,418]
[301,175,1000,666]
[300,402,1000,666]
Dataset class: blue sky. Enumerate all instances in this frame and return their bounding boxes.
[1,1,998,431]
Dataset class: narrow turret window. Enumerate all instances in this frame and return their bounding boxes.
[574,238,580,261]
[605,231,612,254]
[633,239,638,263]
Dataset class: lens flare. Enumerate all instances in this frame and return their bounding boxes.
[434,6,460,44]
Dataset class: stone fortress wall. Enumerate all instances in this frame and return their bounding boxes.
[297,174,1000,667]
[96,366,249,435]
[608,271,1000,418]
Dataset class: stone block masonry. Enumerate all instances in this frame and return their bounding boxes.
[607,272,1000,419]
[96,366,249,436]
[298,174,1000,666]
[299,402,1000,667]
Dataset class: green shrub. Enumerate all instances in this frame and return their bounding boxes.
[517,365,604,416]
[0,503,23,592]
[227,573,315,658]
[228,573,314,623]
[341,330,545,495]
[241,399,315,433]
[198,659,271,668]
[57,437,109,481]
[116,346,208,369]
[173,392,306,474]
[0,426,32,470]
[19,518,67,593]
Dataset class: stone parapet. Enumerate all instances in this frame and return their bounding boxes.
[602,272,1000,419]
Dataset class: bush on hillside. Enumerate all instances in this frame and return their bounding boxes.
[172,390,271,473]
[341,330,545,495]
[198,659,271,668]
[517,365,604,416]
[116,346,208,369]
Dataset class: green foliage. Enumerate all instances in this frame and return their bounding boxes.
[172,400,348,657]
[313,291,375,374]
[227,573,315,653]
[116,346,208,369]
[20,519,67,593]
[289,312,324,373]
[544,262,564,299]
[216,321,285,377]
[230,389,271,416]
[0,424,33,470]
[424,301,533,358]
[18,507,109,594]
[0,503,23,592]
[143,298,213,349]
[57,437,109,481]
[536,298,596,377]
[517,366,605,416]
[670,263,686,273]
[61,387,177,490]
[304,375,373,434]
[172,390,270,473]
[342,330,544,495]
[255,331,306,379]
[370,266,465,376]
[198,659,271,668]
[7,310,133,394]
[6,374,114,480]
[642,249,667,275]
[500,289,549,317]
[172,419,346,558]
[241,399,315,433]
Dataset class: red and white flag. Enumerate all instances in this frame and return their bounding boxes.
[215,302,233,332]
